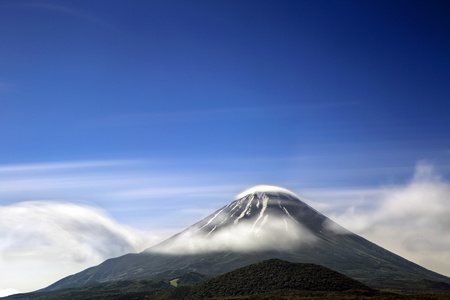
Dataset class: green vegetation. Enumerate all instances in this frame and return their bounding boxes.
[4,279,170,300]
[163,290,450,299]
[171,272,209,286]
[170,278,180,287]
[5,259,450,300]
[187,258,373,298]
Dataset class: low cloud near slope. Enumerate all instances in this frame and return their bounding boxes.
[0,201,153,294]
[150,216,317,254]
[330,162,450,277]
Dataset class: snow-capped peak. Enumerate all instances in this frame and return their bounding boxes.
[236,185,299,199]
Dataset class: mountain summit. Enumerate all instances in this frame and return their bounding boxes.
[151,185,332,254]
[43,185,450,292]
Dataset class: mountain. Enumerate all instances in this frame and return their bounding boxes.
[42,185,450,292]
[10,260,450,300]
[187,258,373,298]
[5,279,171,300]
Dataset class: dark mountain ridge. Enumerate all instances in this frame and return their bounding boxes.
[188,258,373,299]
[42,186,450,292]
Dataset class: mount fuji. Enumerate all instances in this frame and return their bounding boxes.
[42,185,450,292]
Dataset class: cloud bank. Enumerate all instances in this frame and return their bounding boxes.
[330,162,450,276]
[0,201,152,294]
[150,216,316,255]
[0,289,20,298]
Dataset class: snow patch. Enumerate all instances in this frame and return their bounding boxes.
[207,225,217,236]
[199,206,227,231]
[251,193,269,231]
[282,206,299,225]
[234,195,254,225]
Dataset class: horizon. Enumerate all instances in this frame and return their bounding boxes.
[1,0,450,295]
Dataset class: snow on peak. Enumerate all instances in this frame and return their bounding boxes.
[236,185,299,199]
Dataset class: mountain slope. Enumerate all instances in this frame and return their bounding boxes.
[188,258,373,298]
[42,186,450,292]
[8,260,450,300]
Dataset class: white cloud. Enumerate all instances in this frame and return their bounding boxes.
[329,161,450,276]
[112,184,239,200]
[0,288,20,297]
[0,160,135,173]
[235,185,299,199]
[150,216,316,255]
[0,201,156,293]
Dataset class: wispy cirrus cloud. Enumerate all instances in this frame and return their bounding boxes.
[1,3,115,30]
[0,160,154,205]
[0,159,236,203]
[0,159,241,231]
[80,103,359,128]
[111,184,241,200]
[0,159,136,173]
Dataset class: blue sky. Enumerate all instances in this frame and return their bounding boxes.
[1,0,450,295]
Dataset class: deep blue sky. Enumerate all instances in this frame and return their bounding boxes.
[1,0,450,230]
[1,0,450,293]
[2,0,449,166]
